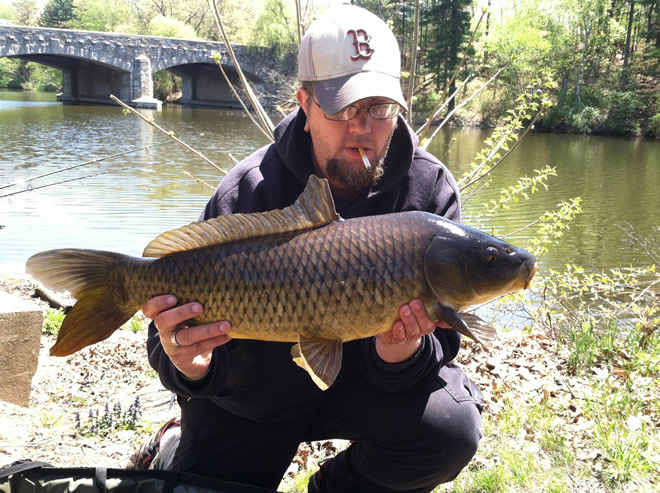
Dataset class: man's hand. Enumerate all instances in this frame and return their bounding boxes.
[143,295,232,381]
[376,299,441,363]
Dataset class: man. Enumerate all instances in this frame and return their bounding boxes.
[143,5,483,492]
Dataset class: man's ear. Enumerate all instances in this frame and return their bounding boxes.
[296,88,311,132]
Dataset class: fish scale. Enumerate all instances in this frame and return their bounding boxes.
[119,214,431,343]
[26,175,537,389]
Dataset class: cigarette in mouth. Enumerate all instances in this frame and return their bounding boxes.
[358,147,372,171]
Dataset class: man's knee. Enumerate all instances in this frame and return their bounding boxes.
[410,367,484,484]
[425,400,482,483]
[339,399,482,491]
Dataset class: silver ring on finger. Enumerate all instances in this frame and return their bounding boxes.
[171,327,184,348]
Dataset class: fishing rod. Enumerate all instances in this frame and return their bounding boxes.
[0,140,174,192]
[1,162,167,199]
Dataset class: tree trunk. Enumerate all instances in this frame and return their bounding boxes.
[447,0,459,114]
[623,0,635,68]
[646,1,655,44]
[447,78,456,114]
[608,0,617,18]
[576,21,592,107]
[484,0,491,62]
[559,72,569,109]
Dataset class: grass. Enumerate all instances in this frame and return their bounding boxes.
[437,395,580,493]
[122,313,149,333]
[443,304,658,493]
[42,307,65,335]
[280,312,658,493]
[42,308,148,336]
[280,467,317,493]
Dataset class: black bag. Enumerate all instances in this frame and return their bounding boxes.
[0,460,275,493]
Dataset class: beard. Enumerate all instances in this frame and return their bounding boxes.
[325,127,395,194]
[326,154,385,192]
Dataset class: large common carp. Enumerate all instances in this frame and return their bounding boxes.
[26,175,537,390]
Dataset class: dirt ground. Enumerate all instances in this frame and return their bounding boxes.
[2,274,646,492]
[0,274,345,488]
[0,274,177,469]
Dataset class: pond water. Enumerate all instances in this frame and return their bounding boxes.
[1,90,658,280]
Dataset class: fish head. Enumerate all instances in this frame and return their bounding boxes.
[423,219,537,309]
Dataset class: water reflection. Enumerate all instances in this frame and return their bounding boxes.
[1,90,658,279]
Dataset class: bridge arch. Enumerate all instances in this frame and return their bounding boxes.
[0,26,266,108]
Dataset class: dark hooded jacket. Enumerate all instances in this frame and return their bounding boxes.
[147,109,463,422]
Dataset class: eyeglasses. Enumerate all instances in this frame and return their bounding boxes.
[308,92,400,121]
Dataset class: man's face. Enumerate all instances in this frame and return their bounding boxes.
[296,88,398,198]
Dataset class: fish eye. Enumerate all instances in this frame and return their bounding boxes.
[485,246,499,263]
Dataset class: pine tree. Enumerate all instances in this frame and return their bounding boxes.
[420,0,472,111]
[39,0,77,29]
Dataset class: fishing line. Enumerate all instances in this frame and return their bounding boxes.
[0,146,173,199]
[0,140,174,192]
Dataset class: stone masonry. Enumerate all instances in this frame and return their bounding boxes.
[0,26,291,108]
[0,291,43,407]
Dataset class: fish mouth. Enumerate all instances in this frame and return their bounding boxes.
[524,262,538,289]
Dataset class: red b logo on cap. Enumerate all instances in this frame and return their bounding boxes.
[348,29,374,61]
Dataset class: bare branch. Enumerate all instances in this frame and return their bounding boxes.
[294,0,304,45]
[459,109,542,192]
[109,95,227,175]
[183,171,217,190]
[211,52,276,143]
[208,0,275,141]
[421,66,505,152]
[616,222,659,265]
[417,69,474,136]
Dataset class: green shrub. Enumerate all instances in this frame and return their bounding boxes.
[75,396,150,438]
[603,90,641,135]
[647,113,660,138]
[153,70,181,101]
[570,106,604,134]
[43,308,65,336]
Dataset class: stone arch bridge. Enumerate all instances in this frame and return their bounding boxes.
[0,26,285,108]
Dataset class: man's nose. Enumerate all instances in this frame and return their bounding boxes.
[347,109,372,134]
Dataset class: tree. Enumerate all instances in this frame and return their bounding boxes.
[12,0,39,26]
[39,0,76,28]
[420,0,474,111]
[148,15,198,39]
[73,0,132,32]
[622,0,635,67]
[250,0,297,48]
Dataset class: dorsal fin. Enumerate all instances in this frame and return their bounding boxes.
[143,175,339,258]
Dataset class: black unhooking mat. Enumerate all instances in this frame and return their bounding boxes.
[0,460,276,493]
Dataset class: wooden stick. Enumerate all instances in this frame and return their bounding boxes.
[109,95,227,176]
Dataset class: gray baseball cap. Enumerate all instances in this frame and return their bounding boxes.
[297,4,407,115]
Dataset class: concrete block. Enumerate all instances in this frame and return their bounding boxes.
[0,291,43,407]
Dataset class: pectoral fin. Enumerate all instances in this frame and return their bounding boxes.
[458,312,498,347]
[432,304,496,349]
[291,336,343,390]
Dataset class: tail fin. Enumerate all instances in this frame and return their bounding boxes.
[26,249,137,356]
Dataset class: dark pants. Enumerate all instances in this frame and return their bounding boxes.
[172,363,483,493]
